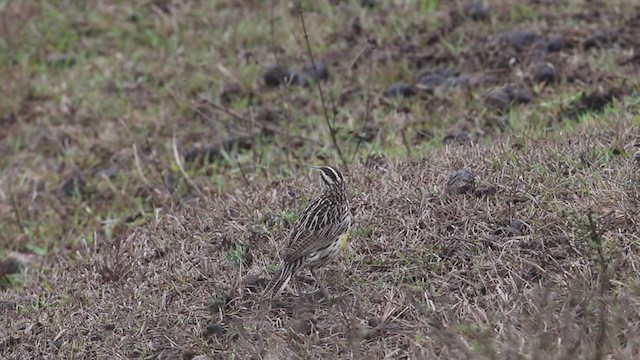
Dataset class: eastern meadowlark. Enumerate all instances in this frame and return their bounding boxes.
[266,166,352,299]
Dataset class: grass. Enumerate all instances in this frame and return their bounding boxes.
[1,0,640,358]
[6,116,640,358]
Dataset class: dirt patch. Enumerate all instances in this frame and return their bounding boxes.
[559,86,631,120]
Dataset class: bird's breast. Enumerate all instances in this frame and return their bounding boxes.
[338,232,349,250]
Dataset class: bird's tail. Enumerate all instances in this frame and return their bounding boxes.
[265,260,303,299]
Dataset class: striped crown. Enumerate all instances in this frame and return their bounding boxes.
[314,166,345,188]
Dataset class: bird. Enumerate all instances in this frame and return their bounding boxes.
[265,166,352,300]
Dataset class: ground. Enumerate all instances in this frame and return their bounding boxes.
[1,0,640,358]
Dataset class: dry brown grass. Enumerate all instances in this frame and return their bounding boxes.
[2,1,640,358]
[3,115,639,359]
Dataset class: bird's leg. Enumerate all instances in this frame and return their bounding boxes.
[310,269,330,300]
[291,275,301,295]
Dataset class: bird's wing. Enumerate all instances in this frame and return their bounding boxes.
[282,197,345,262]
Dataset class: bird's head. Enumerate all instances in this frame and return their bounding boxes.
[312,166,346,190]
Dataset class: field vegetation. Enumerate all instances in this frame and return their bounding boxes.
[1,0,640,358]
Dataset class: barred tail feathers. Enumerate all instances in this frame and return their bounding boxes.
[266,261,302,298]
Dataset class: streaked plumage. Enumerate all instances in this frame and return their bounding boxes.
[266,166,352,299]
